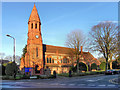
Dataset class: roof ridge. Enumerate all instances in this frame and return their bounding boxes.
[43,44,88,53]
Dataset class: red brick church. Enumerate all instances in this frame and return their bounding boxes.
[20,4,100,74]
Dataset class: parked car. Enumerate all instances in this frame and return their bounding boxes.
[105,70,116,75]
[114,69,120,74]
[118,70,120,74]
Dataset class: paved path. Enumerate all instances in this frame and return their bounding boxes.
[1,74,120,89]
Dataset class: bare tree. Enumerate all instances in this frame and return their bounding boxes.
[4,55,12,61]
[15,55,21,65]
[89,21,118,71]
[0,53,5,60]
[97,57,106,63]
[66,30,86,73]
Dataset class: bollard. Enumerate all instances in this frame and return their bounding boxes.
[53,70,56,78]
[69,70,72,77]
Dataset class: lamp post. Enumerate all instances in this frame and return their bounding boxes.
[6,34,15,62]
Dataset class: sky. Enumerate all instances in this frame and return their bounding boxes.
[1,2,118,58]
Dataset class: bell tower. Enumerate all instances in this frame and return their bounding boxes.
[25,4,43,72]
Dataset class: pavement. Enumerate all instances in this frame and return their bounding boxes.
[0,74,120,89]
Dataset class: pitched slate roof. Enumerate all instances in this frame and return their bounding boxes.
[43,44,100,65]
[43,44,71,54]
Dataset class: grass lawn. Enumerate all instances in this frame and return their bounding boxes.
[58,70,105,77]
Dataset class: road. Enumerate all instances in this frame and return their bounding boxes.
[1,74,120,89]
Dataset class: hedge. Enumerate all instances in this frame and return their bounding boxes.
[5,62,18,76]
[91,63,97,70]
[99,62,106,70]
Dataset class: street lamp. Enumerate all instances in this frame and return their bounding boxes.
[6,34,15,62]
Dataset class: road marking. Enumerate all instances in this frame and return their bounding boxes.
[87,80,94,82]
[109,78,118,84]
[37,83,41,84]
[98,85,106,87]
[69,84,75,86]
[88,84,96,86]
[59,84,66,85]
[87,79,102,82]
[107,85,116,87]
[78,84,85,86]
[50,83,59,85]
[15,82,24,84]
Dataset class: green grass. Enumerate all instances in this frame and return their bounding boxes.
[58,73,69,77]
[15,76,21,80]
[58,70,105,77]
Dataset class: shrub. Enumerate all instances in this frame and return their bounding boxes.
[99,62,106,70]
[79,62,87,71]
[58,73,69,77]
[112,61,118,69]
[5,62,18,77]
[22,74,30,79]
[0,65,6,75]
[9,76,15,80]
[72,70,105,77]
[39,75,55,79]
[50,75,56,78]
[32,75,40,79]
[2,76,9,80]
[16,76,21,80]
[70,62,88,72]
[91,63,97,70]
[69,66,77,72]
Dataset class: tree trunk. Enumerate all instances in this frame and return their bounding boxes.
[106,58,108,71]
[110,61,112,69]
[77,62,79,74]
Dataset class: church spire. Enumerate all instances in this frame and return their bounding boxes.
[28,3,41,23]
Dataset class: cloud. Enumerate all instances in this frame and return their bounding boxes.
[97,20,118,23]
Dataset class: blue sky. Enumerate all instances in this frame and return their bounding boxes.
[1,2,118,58]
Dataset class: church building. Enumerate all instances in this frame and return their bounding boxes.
[20,4,100,74]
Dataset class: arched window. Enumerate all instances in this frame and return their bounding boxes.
[36,48,38,57]
[52,59,54,63]
[46,57,54,63]
[35,23,37,29]
[31,23,33,29]
[61,60,62,63]
[50,58,51,63]
[47,58,49,63]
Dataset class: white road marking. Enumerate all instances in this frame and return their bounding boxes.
[59,84,66,85]
[78,84,86,86]
[69,84,75,86]
[15,82,24,84]
[107,85,116,87]
[37,83,41,84]
[87,79,102,82]
[50,83,59,85]
[88,84,96,86]
[98,85,106,87]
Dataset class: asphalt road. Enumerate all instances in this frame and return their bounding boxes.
[1,74,120,89]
